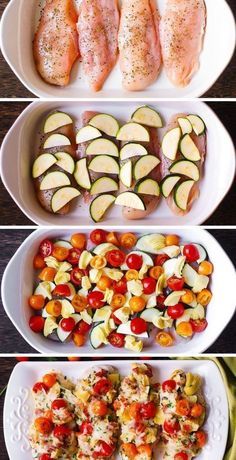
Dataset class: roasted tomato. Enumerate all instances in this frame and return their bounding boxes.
[51,399,67,410]
[93,378,112,395]
[176,399,191,417]
[35,417,53,435]
[92,441,115,458]
[162,380,176,392]
[91,400,108,417]
[163,418,180,435]
[196,431,207,447]
[87,291,105,309]
[174,453,189,460]
[108,331,125,348]
[90,229,107,245]
[43,374,57,388]
[167,276,185,291]
[33,382,48,393]
[40,455,52,460]
[106,249,126,267]
[53,425,71,439]
[140,402,156,419]
[183,244,199,263]
[191,403,204,418]
[67,248,82,265]
[80,421,93,435]
[39,239,54,258]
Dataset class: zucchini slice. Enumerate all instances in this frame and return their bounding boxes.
[88,155,119,174]
[119,161,132,188]
[76,125,102,144]
[135,178,160,196]
[131,106,163,128]
[178,117,193,135]
[90,177,118,195]
[160,175,181,198]
[134,155,160,180]
[86,138,119,157]
[169,160,200,181]
[187,115,206,135]
[89,323,106,349]
[115,192,146,210]
[174,180,195,210]
[43,112,73,134]
[51,186,80,213]
[40,171,71,190]
[116,122,150,142]
[89,113,120,137]
[55,152,75,174]
[180,134,201,161]
[43,134,71,149]
[162,127,181,160]
[32,153,57,178]
[120,143,148,160]
[74,158,91,190]
[90,194,115,222]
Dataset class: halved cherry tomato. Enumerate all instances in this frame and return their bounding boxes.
[131,317,147,334]
[120,233,137,249]
[106,249,126,267]
[196,431,207,447]
[198,261,213,276]
[111,294,126,309]
[163,418,180,435]
[156,332,174,347]
[38,267,56,282]
[140,401,156,419]
[92,441,115,458]
[33,254,46,270]
[108,331,125,348]
[125,269,139,281]
[90,255,107,269]
[51,399,67,410]
[33,382,48,393]
[167,276,185,291]
[75,320,91,334]
[174,452,189,460]
[176,399,191,416]
[126,253,143,270]
[149,266,163,280]
[91,400,108,416]
[46,300,62,317]
[165,234,180,246]
[129,296,146,313]
[52,284,71,297]
[167,303,185,319]
[40,455,51,460]
[52,246,69,261]
[122,443,138,457]
[53,425,71,439]
[72,332,86,347]
[70,268,84,286]
[197,289,212,306]
[97,275,112,291]
[191,403,204,418]
[28,295,45,310]
[106,232,119,246]
[162,380,177,392]
[61,317,76,332]
[112,277,127,294]
[39,239,54,258]
[129,402,141,420]
[155,254,170,266]
[43,374,57,388]
[93,378,112,394]
[190,318,208,333]
[72,294,87,312]
[87,291,105,309]
[90,229,107,245]
[80,421,93,435]
[67,248,82,265]
[156,295,167,310]
[29,316,45,333]
[142,277,156,294]
[183,244,199,263]
[35,417,53,435]
[71,233,86,249]
[181,289,195,304]
[176,322,193,338]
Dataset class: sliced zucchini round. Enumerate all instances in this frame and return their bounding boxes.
[76,125,102,144]
[54,240,73,249]
[88,155,119,174]
[86,138,119,157]
[115,192,146,210]
[40,171,71,190]
[131,106,163,128]
[89,114,120,137]
[44,112,73,134]
[120,143,148,161]
[116,122,150,142]
[160,174,181,198]
[180,134,201,161]
[119,161,132,188]
[51,186,81,213]
[32,153,57,178]
[162,127,181,160]
[90,194,115,222]
[135,178,160,196]
[55,152,75,174]
[43,134,71,150]
[74,158,91,190]
[187,115,206,136]
[90,177,118,196]
[169,160,200,181]
[178,117,193,135]
[89,322,106,349]
[174,180,195,211]
[134,155,160,181]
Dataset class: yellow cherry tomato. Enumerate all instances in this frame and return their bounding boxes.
[181,289,195,304]
[43,373,57,388]
[176,321,193,338]
[72,294,87,312]
[72,332,86,347]
[28,295,45,310]
[38,267,57,282]
[120,233,137,249]
[197,289,212,306]
[165,234,180,246]
[71,233,86,249]
[111,294,126,309]
[129,296,146,313]
[155,332,174,347]
[52,246,69,261]
[198,261,213,276]
[45,300,62,317]
[149,266,163,280]
[90,255,107,269]
[125,269,139,281]
[97,275,112,291]
[106,232,119,246]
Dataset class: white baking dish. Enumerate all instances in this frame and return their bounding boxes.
[0,100,235,226]
[0,0,235,98]
[1,227,236,354]
[3,360,229,460]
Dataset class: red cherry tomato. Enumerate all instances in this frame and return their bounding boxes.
[112,277,127,294]
[167,276,185,291]
[93,378,112,395]
[140,402,156,419]
[51,399,67,410]
[67,248,82,265]
[61,317,76,332]
[190,319,208,333]
[130,317,147,335]
[162,380,177,392]
[53,425,71,439]
[33,382,48,393]
[183,244,199,263]
[174,453,189,460]
[29,316,45,333]
[52,284,71,297]
[164,419,180,435]
[167,303,185,319]
[111,312,122,325]
[106,249,126,267]
[155,254,170,266]
[87,291,105,309]
[108,331,125,348]
[39,239,54,258]
[92,441,115,458]
[70,268,85,286]
[80,421,93,435]
[75,320,91,335]
[156,295,166,310]
[142,277,156,294]
[126,253,143,270]
[40,455,52,460]
[90,229,107,245]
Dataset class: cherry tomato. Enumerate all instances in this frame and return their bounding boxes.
[156,331,174,347]
[28,295,45,311]
[67,248,82,265]
[92,441,115,458]
[112,277,127,294]
[108,331,125,348]
[183,244,199,263]
[190,318,208,333]
[176,321,193,338]
[91,400,108,416]
[75,320,91,335]
[176,399,191,416]
[198,261,213,276]
[174,453,189,460]
[43,374,57,388]
[120,233,137,249]
[163,418,180,435]
[61,317,76,332]
[80,421,93,435]
[46,300,62,317]
[38,267,56,282]
[29,316,45,333]
[125,269,139,281]
[140,402,156,419]
[111,294,126,309]
[97,275,112,291]
[70,268,84,286]
[111,312,122,325]
[142,277,156,294]
[129,296,146,313]
[53,425,71,439]
[196,431,207,447]
[72,332,86,347]
[87,291,105,309]
[165,235,180,246]
[181,290,195,304]
[167,276,185,291]
[40,455,51,460]
[33,382,48,393]
[162,380,177,392]
[197,289,212,306]
[156,295,167,310]
[106,232,119,246]
[126,253,143,270]
[72,294,87,312]
[52,246,69,261]
[71,233,86,249]
[90,229,107,245]
[149,266,163,280]
[191,403,204,418]
[167,303,185,319]
[51,399,67,410]
[106,249,126,267]
[52,284,71,297]
[155,254,170,266]
[131,317,147,334]
[93,378,112,395]
[35,417,53,435]
[122,444,138,457]
[39,239,54,258]
[33,254,46,270]
[90,255,107,269]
